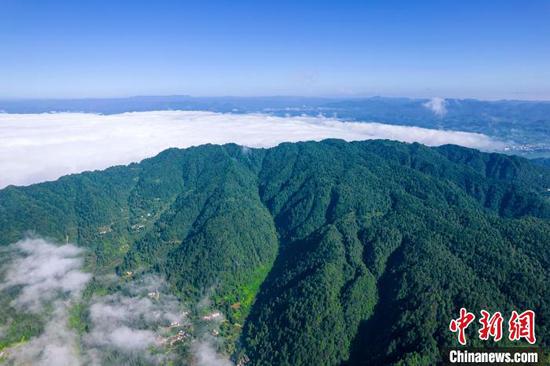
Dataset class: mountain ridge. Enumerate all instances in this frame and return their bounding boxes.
[0,139,548,365]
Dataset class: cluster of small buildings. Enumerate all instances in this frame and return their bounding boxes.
[201,311,222,321]
[157,321,191,347]
[131,223,145,231]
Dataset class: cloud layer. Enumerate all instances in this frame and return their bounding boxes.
[0,239,193,365]
[84,275,188,365]
[193,339,233,366]
[6,304,83,366]
[0,238,90,365]
[0,110,503,188]
[0,238,90,312]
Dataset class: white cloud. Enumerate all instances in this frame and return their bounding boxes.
[0,239,191,365]
[98,325,157,351]
[193,339,233,366]
[423,97,447,116]
[191,292,234,366]
[5,304,83,366]
[83,274,188,364]
[0,238,89,365]
[0,110,502,188]
[0,238,90,312]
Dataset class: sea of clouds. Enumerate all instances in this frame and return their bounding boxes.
[0,110,504,188]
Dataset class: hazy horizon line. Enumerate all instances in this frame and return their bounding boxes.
[1,93,550,103]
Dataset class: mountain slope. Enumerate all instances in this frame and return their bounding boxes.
[0,140,548,365]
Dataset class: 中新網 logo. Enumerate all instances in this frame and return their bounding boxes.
[449,308,536,345]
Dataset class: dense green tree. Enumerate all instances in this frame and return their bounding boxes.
[0,140,548,365]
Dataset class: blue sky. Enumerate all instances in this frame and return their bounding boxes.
[1,0,549,99]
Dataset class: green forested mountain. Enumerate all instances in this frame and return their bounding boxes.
[0,139,548,365]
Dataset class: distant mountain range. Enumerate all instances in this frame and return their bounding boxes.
[1,139,548,365]
[2,95,549,157]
